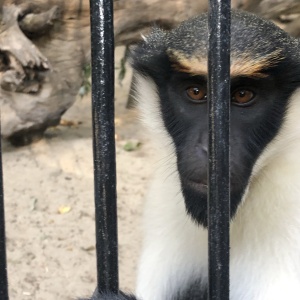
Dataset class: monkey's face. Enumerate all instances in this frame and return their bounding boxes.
[131,12,300,226]
[158,72,293,227]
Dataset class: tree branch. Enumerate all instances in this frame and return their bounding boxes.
[19,5,60,35]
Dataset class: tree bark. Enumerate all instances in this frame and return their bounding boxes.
[1,0,91,145]
[19,5,60,36]
[241,0,300,36]
[243,0,300,18]
[114,0,209,46]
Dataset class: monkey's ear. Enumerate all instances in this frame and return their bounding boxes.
[130,28,170,77]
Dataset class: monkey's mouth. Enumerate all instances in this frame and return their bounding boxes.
[182,178,208,192]
[181,174,246,227]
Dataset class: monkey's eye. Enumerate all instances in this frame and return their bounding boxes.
[232,89,255,106]
[186,86,207,103]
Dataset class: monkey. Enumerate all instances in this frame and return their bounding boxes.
[80,9,300,300]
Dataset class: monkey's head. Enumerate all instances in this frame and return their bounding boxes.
[131,11,300,227]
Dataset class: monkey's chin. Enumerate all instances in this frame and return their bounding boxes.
[181,178,244,228]
[181,178,209,227]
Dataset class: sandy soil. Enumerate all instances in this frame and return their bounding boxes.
[2,47,156,300]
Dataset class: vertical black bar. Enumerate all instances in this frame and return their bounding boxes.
[0,119,9,300]
[207,0,231,300]
[89,0,119,295]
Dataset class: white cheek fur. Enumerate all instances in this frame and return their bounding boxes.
[135,74,208,300]
[231,88,300,300]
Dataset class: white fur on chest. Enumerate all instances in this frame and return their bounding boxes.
[136,166,208,300]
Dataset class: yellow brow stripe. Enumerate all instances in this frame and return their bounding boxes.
[167,49,284,78]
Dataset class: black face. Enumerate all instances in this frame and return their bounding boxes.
[131,11,300,227]
[157,72,295,226]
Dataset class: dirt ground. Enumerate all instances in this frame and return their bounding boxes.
[2,47,156,300]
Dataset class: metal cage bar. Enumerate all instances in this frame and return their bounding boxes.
[89,0,119,295]
[207,0,231,300]
[0,120,9,300]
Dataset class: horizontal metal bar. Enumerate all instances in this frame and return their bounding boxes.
[0,119,9,300]
[207,0,231,299]
[89,0,119,294]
